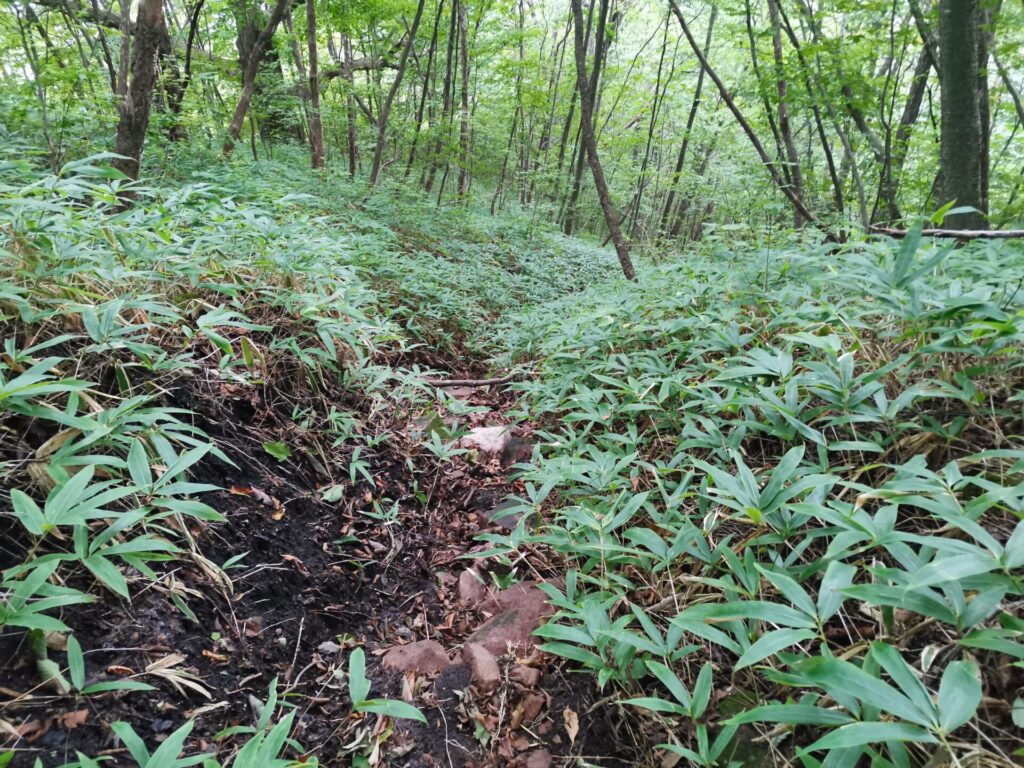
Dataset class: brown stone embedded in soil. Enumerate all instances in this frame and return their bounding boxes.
[520,691,546,723]
[462,642,501,693]
[381,639,451,675]
[469,581,554,655]
[509,664,542,687]
[525,749,553,768]
[458,568,488,607]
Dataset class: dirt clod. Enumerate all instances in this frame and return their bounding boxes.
[458,568,488,607]
[382,639,451,675]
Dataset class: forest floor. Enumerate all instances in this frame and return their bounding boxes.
[0,150,637,768]
[4,149,1023,768]
[3,355,628,768]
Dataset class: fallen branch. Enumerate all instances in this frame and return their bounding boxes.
[422,373,524,387]
[869,226,1024,240]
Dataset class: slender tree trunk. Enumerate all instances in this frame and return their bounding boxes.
[163,0,204,140]
[368,0,426,187]
[570,0,635,281]
[563,0,601,236]
[872,49,930,222]
[111,0,163,178]
[937,0,987,227]
[424,0,458,192]
[767,0,806,227]
[222,0,290,157]
[404,0,444,178]
[661,6,716,236]
[306,0,324,168]
[343,35,358,176]
[456,0,470,197]
[669,0,819,227]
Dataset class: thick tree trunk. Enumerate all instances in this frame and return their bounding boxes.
[306,0,324,169]
[222,0,290,157]
[570,0,635,281]
[937,0,987,228]
[111,0,163,179]
[368,0,426,187]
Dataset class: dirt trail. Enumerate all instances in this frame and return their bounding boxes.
[1,370,631,767]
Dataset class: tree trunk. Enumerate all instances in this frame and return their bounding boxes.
[343,35,359,177]
[937,0,987,228]
[767,0,806,227]
[669,0,819,227]
[455,0,471,198]
[660,6,716,236]
[306,0,324,169]
[423,0,458,192]
[404,0,444,178]
[222,0,291,157]
[111,0,163,179]
[368,0,426,187]
[570,0,635,281]
[872,49,930,222]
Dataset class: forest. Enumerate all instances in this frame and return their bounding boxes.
[0,0,1023,765]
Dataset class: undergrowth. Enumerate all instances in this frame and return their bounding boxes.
[487,232,1024,765]
[0,145,608,766]
[2,139,1023,767]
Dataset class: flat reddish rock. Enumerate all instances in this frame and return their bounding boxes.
[525,749,552,768]
[462,642,500,693]
[469,582,554,655]
[381,639,451,675]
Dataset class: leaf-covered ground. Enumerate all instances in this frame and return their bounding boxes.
[2,146,1023,767]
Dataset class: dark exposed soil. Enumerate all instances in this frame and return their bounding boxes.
[0,374,635,767]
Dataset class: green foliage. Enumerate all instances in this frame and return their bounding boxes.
[491,230,1024,765]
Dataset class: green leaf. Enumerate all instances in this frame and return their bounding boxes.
[937,660,981,733]
[804,722,936,751]
[82,680,158,694]
[794,656,933,727]
[727,704,855,726]
[127,439,153,488]
[67,634,85,691]
[735,629,817,670]
[357,698,427,722]
[817,561,856,622]
[348,648,370,704]
[262,441,291,461]
[148,718,194,768]
[622,696,686,715]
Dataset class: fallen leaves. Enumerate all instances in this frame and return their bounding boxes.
[8,709,89,744]
[563,706,579,745]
